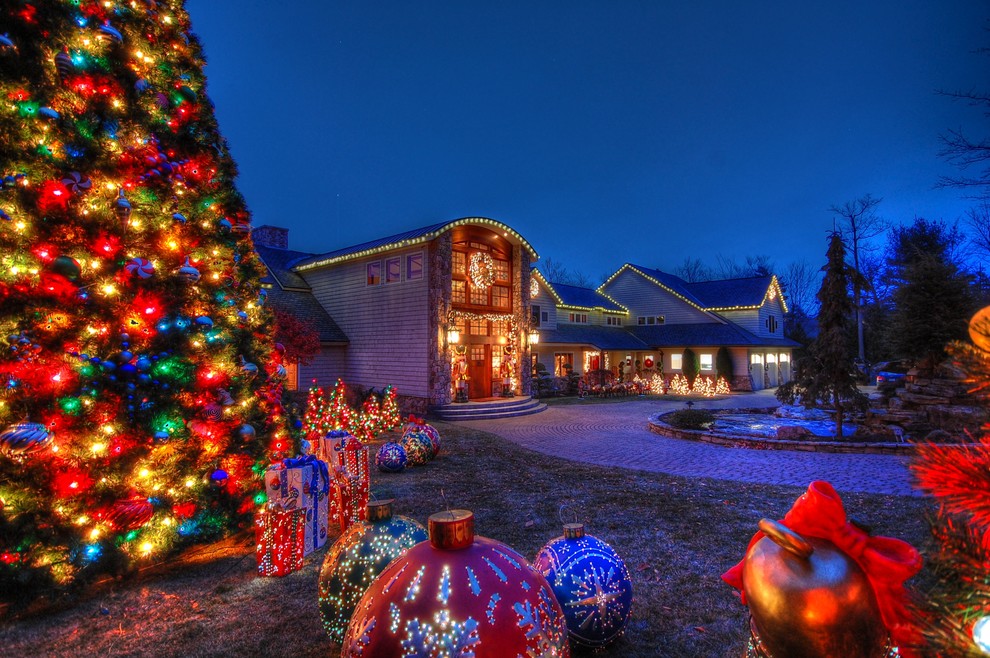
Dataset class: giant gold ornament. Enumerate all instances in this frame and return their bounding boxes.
[969,305,990,353]
[742,519,890,658]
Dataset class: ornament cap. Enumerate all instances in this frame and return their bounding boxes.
[428,509,474,550]
[368,499,394,522]
[563,522,585,539]
[757,518,813,559]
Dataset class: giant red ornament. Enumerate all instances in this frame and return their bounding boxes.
[106,496,154,531]
[342,509,570,657]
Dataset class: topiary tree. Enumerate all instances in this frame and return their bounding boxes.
[715,346,734,382]
[682,348,700,386]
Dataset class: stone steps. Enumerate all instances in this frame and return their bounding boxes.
[431,396,547,421]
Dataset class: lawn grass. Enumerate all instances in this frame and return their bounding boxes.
[0,422,934,657]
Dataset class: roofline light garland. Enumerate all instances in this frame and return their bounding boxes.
[293,218,539,272]
[531,268,629,313]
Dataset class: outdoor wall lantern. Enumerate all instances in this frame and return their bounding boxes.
[527,329,540,346]
[446,326,461,347]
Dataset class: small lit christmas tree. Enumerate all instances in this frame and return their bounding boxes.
[326,378,352,432]
[302,383,331,439]
[380,385,401,431]
[352,393,381,442]
[911,307,990,656]
[0,1,286,603]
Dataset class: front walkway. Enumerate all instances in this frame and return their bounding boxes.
[456,390,918,496]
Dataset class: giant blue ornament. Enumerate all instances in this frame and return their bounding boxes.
[533,523,634,650]
[375,441,407,473]
[0,422,53,457]
[318,500,427,644]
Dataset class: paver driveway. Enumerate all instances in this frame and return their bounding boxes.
[456,391,918,496]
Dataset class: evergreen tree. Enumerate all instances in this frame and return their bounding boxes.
[715,346,734,382]
[777,233,864,437]
[681,347,699,386]
[0,1,285,603]
[884,218,975,370]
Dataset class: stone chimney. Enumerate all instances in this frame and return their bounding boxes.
[252,225,289,249]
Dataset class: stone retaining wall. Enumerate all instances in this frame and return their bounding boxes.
[647,415,918,454]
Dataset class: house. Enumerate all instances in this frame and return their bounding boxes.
[253,220,797,412]
[252,219,538,412]
[531,264,798,390]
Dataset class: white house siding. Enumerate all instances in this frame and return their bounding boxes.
[302,249,431,399]
[718,309,760,335]
[756,297,787,339]
[602,270,715,325]
[530,286,558,330]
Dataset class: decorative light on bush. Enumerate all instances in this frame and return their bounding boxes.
[530,277,539,298]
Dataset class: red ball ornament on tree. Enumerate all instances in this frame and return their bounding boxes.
[105,496,154,531]
[342,510,570,657]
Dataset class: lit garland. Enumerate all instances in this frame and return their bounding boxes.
[468,252,495,291]
[530,276,539,298]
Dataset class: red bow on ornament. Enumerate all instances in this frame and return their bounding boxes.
[406,415,423,426]
[722,481,923,656]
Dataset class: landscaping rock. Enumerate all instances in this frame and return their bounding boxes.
[776,426,813,441]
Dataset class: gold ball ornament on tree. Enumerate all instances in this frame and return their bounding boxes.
[968,305,990,353]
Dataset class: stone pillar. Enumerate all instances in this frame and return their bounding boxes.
[428,234,453,406]
[515,246,533,397]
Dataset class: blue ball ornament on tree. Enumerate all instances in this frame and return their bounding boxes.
[0,422,53,457]
[375,442,407,473]
[533,523,634,650]
[318,499,427,645]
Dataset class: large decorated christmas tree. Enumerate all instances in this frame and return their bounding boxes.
[0,0,289,603]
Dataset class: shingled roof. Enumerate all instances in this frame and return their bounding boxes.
[254,244,348,344]
[621,265,707,307]
[684,275,778,310]
[542,279,626,312]
[536,324,649,350]
[628,323,798,348]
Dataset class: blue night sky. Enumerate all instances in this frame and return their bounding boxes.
[185,1,989,282]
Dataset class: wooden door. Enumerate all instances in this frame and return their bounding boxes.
[468,344,490,399]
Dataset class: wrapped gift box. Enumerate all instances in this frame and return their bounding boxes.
[264,455,330,554]
[255,503,305,577]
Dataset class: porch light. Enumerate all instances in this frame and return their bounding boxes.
[527,329,540,346]
[446,327,460,346]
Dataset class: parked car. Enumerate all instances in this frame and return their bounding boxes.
[874,360,911,385]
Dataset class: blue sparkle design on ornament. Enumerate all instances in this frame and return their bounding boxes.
[382,561,408,595]
[389,602,401,633]
[482,556,507,583]
[533,532,634,649]
[438,565,451,604]
[466,566,481,596]
[493,547,522,570]
[404,565,426,602]
[486,593,500,625]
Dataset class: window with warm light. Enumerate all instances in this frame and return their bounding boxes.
[452,280,466,304]
[700,354,713,371]
[671,353,683,370]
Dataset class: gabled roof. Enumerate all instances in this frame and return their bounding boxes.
[293,217,539,271]
[254,244,348,344]
[684,275,787,312]
[628,323,799,348]
[532,270,626,313]
[535,324,649,350]
[600,264,708,310]
[600,264,787,313]
[255,244,315,290]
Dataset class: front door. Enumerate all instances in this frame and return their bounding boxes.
[468,344,491,399]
